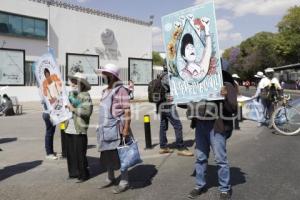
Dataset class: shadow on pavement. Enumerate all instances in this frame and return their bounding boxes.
[87,156,106,179]
[0,137,18,144]
[128,164,158,189]
[0,160,43,182]
[169,139,195,149]
[191,165,246,189]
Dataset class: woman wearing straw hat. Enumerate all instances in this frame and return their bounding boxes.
[95,63,132,194]
[65,72,93,183]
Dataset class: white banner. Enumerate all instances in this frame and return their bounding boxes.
[238,96,265,122]
[34,53,72,125]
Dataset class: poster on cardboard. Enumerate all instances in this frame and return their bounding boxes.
[34,53,72,125]
[162,2,223,104]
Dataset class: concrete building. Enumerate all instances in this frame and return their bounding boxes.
[0,0,153,101]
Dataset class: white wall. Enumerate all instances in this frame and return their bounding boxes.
[0,0,152,102]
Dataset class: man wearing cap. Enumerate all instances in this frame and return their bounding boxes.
[65,72,93,183]
[253,69,281,125]
[95,63,133,194]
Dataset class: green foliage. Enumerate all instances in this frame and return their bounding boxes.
[223,6,300,80]
[152,51,164,66]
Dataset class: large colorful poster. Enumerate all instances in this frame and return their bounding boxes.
[34,53,72,125]
[162,2,223,104]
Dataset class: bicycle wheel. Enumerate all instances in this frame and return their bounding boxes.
[272,105,300,136]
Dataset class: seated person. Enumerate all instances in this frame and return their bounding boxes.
[1,94,15,116]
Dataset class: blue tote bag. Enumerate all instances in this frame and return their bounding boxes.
[117,137,142,171]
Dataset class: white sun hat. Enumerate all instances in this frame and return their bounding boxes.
[94,63,121,80]
[68,72,91,91]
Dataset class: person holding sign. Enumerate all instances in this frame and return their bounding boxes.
[64,72,93,183]
[188,71,237,200]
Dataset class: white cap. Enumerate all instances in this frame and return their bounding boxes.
[265,68,274,73]
[254,71,264,78]
[232,74,240,79]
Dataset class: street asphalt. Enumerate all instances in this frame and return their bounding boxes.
[0,88,300,200]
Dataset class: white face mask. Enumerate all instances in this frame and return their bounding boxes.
[70,85,79,94]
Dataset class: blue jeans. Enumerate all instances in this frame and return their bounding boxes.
[159,107,184,149]
[195,120,231,192]
[42,113,56,155]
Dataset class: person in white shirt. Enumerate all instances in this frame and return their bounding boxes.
[253,71,266,99]
[265,68,281,90]
[256,68,281,126]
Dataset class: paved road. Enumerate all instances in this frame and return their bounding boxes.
[240,86,300,100]
[1,100,300,200]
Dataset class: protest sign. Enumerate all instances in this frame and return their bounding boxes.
[34,53,72,125]
[162,2,223,104]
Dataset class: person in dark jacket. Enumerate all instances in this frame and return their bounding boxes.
[188,71,237,200]
[1,94,15,116]
[157,67,193,156]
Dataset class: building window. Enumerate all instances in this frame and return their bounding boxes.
[0,11,47,40]
[25,61,37,86]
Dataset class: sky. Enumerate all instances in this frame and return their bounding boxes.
[63,0,299,54]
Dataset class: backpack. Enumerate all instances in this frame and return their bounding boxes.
[261,83,280,102]
[148,74,167,103]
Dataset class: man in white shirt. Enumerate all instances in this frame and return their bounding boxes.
[253,71,266,99]
[265,68,281,90]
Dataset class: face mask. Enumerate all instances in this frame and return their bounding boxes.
[70,85,79,95]
[102,76,112,85]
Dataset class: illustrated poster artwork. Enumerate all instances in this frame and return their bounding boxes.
[162,2,223,104]
[129,58,152,85]
[67,54,99,85]
[0,49,24,85]
[34,53,72,125]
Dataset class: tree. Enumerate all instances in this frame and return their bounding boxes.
[222,6,300,80]
[275,6,300,65]
[152,51,164,66]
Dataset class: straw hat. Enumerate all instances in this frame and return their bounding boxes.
[68,72,91,91]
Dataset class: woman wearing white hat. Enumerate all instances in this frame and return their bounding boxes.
[65,72,93,183]
[253,71,267,99]
[95,63,132,194]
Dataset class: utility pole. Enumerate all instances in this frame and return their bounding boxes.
[46,0,54,52]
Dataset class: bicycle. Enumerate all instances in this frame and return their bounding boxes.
[271,94,300,136]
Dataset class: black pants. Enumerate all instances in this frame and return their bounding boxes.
[61,131,67,158]
[66,134,89,179]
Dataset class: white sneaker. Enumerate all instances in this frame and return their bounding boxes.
[46,154,58,160]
